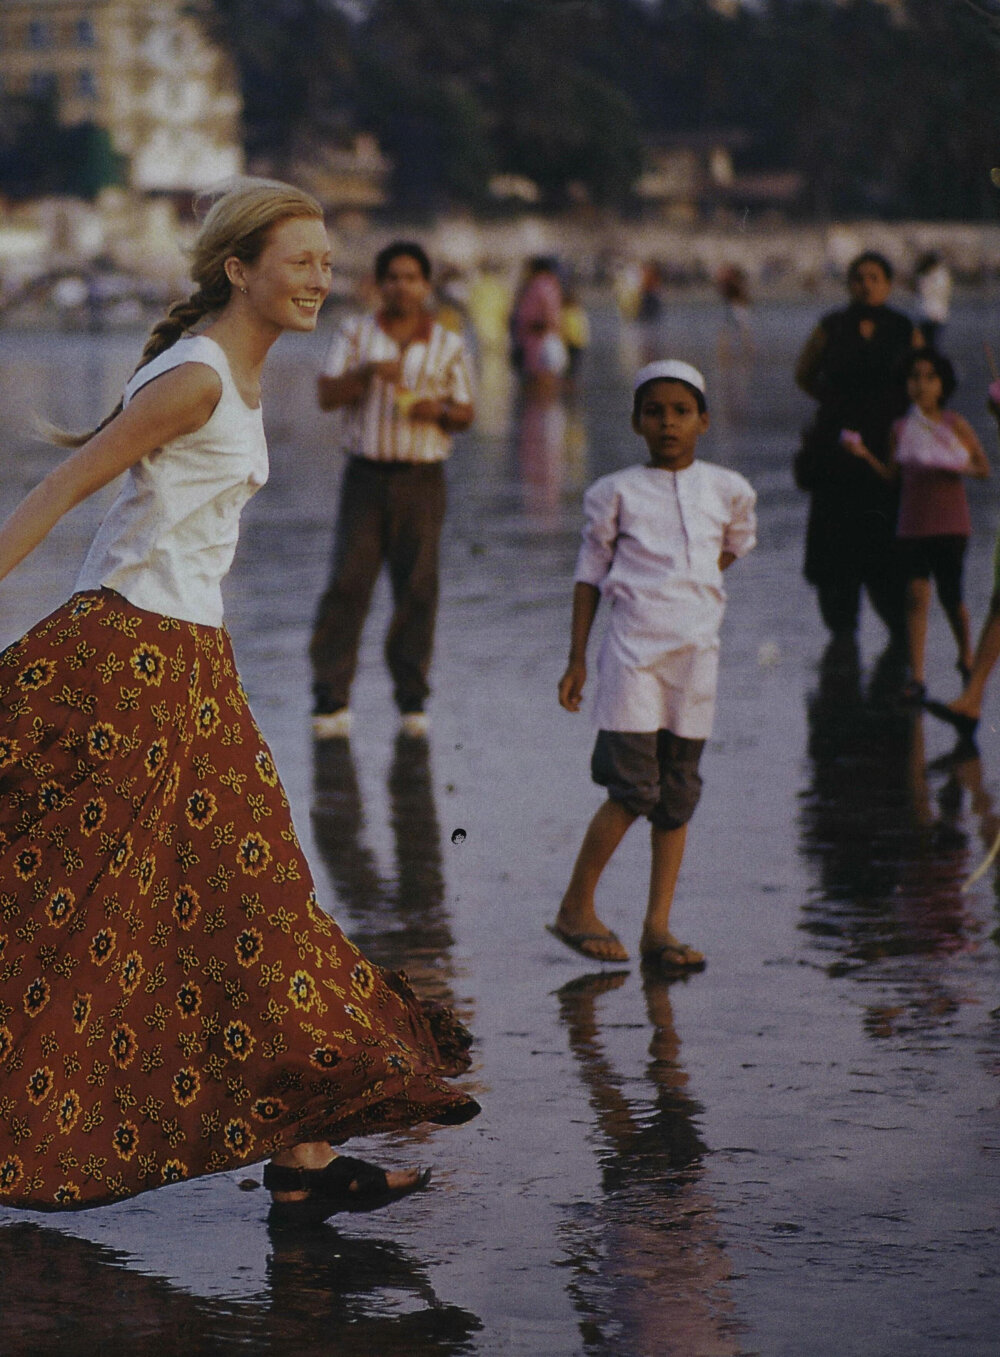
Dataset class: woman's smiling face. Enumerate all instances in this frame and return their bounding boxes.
[237,215,332,333]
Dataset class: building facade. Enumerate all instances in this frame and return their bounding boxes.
[0,0,243,192]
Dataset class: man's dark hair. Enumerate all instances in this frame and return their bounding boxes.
[848,250,894,284]
[375,241,432,283]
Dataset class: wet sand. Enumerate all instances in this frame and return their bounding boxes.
[0,298,999,1354]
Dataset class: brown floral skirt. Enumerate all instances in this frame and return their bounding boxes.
[0,591,478,1211]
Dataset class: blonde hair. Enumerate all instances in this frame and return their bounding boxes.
[50,178,324,447]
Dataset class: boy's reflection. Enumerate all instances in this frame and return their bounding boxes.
[799,639,996,1035]
[311,735,459,1009]
[556,972,742,1356]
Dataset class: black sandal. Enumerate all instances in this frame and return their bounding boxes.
[924,699,979,740]
[264,1154,431,1223]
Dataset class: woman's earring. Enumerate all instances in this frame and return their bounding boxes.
[240,286,248,295]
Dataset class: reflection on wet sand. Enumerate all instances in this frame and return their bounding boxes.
[311,735,460,1010]
[799,639,997,1034]
[556,972,741,1357]
[0,1220,481,1356]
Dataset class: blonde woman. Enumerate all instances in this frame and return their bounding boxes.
[0,179,478,1221]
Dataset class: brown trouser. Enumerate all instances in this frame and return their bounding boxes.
[310,457,447,714]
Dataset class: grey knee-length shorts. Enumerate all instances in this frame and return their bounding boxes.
[591,729,705,830]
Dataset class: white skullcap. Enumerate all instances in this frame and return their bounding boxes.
[632,360,706,396]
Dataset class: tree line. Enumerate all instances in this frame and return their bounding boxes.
[1,0,998,220]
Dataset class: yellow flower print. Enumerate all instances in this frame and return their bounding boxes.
[222,1019,255,1062]
[16,658,56,691]
[38,781,71,813]
[0,1027,13,1061]
[22,976,51,1017]
[175,982,202,1018]
[343,1003,371,1031]
[253,749,278,787]
[161,763,182,807]
[222,1118,255,1159]
[88,928,117,966]
[45,887,76,928]
[309,1046,341,1071]
[112,1121,139,1162]
[26,1066,54,1106]
[53,1183,82,1204]
[86,721,120,761]
[184,788,218,830]
[195,697,221,738]
[79,797,107,836]
[288,970,318,1012]
[236,833,272,878]
[71,994,92,1033]
[109,1023,138,1070]
[172,885,200,930]
[0,1156,24,1194]
[171,1067,201,1107]
[107,833,134,878]
[350,960,375,1000]
[0,736,20,769]
[130,643,167,686]
[251,1096,287,1122]
[57,1090,82,1134]
[119,951,144,996]
[234,928,264,968]
[161,1159,187,1184]
[12,845,42,881]
[144,738,168,777]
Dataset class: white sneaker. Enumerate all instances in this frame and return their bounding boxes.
[398,711,430,738]
[311,708,352,739]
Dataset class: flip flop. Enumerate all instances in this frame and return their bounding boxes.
[264,1155,431,1224]
[924,699,979,740]
[546,922,629,963]
[640,942,706,975]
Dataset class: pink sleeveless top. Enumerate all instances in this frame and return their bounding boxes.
[895,411,971,539]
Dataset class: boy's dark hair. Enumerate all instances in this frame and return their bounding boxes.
[375,241,432,283]
[848,250,894,283]
[633,377,707,421]
[904,347,957,403]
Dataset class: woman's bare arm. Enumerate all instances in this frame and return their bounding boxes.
[0,363,221,584]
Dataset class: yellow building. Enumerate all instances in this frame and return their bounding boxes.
[0,0,243,192]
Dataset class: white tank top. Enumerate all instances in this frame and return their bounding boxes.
[76,335,269,627]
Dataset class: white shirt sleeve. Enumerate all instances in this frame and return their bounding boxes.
[722,475,758,559]
[321,316,361,378]
[574,475,620,586]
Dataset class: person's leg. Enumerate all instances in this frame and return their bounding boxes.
[554,798,637,960]
[934,536,973,676]
[816,572,862,638]
[904,576,931,689]
[951,594,1000,719]
[552,730,660,961]
[640,823,692,952]
[640,732,705,967]
[384,464,447,715]
[309,460,386,713]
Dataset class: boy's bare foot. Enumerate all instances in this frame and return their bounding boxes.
[548,915,629,963]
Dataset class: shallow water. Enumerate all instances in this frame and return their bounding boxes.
[0,297,999,1355]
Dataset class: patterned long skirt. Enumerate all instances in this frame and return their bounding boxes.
[0,591,478,1211]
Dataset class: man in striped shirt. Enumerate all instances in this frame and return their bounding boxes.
[310,241,475,739]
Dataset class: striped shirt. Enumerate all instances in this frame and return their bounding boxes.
[322,311,474,464]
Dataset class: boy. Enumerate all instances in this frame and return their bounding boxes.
[549,361,757,973]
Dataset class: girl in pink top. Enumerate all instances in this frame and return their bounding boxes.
[847,350,989,699]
